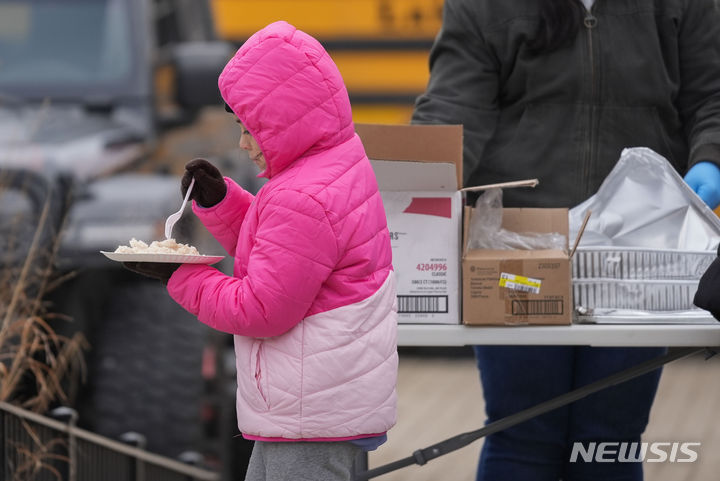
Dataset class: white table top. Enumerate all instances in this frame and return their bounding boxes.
[398,317,720,347]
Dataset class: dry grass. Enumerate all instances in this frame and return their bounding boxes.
[0,172,87,412]
[0,171,88,479]
[7,419,70,481]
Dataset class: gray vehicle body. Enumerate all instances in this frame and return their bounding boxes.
[0,0,226,262]
[0,0,251,477]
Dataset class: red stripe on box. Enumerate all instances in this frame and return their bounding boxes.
[403,197,452,218]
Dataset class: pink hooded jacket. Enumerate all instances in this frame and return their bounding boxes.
[167,21,398,441]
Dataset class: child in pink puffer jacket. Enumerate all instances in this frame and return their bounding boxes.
[127,21,398,481]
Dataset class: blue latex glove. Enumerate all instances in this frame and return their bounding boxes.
[684,161,720,210]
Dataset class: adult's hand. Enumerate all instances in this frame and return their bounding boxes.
[182,158,227,207]
[684,161,720,210]
[123,262,181,285]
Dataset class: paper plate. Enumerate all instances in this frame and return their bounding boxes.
[101,251,225,265]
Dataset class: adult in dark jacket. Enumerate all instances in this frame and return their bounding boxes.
[413,0,720,480]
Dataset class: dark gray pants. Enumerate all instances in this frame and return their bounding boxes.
[244,441,362,481]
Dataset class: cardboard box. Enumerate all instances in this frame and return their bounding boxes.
[462,207,573,325]
[356,123,463,324]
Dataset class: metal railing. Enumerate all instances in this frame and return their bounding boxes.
[0,401,219,481]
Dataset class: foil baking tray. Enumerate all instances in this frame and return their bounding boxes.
[573,278,699,311]
[567,148,720,322]
[572,247,714,312]
[573,247,715,281]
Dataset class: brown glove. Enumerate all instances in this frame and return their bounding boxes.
[123,262,181,285]
[182,158,227,207]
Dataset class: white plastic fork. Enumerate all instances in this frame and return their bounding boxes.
[164,177,195,240]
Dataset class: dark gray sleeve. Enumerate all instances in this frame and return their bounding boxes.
[678,0,720,168]
[411,0,500,186]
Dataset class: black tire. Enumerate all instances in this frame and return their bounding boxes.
[83,280,208,458]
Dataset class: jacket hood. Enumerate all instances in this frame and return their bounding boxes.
[218,21,355,178]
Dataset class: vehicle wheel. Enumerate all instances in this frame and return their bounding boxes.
[83,280,208,458]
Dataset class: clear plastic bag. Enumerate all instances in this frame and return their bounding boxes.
[467,188,566,250]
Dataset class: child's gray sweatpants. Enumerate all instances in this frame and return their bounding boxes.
[244,440,362,481]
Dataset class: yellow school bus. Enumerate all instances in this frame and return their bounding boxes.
[210,0,442,124]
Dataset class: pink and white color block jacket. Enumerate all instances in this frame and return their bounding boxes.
[167,21,398,441]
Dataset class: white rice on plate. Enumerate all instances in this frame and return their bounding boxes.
[114,238,200,256]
